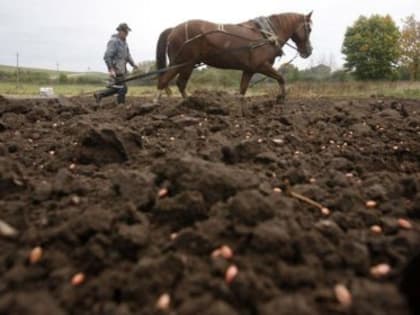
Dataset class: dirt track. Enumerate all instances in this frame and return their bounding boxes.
[0,91,420,315]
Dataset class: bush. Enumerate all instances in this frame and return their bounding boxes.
[190,67,241,87]
[329,70,352,82]
[58,73,69,84]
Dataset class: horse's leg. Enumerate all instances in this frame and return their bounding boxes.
[154,68,179,103]
[240,71,254,96]
[258,63,286,103]
[176,66,194,98]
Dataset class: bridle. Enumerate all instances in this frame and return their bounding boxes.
[295,16,312,47]
[301,17,312,42]
[267,15,312,52]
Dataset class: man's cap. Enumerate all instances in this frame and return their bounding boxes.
[116,23,132,32]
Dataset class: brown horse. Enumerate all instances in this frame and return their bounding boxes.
[155,12,313,102]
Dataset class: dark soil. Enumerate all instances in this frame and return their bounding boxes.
[1,91,420,315]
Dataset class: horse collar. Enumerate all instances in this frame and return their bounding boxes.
[253,16,281,47]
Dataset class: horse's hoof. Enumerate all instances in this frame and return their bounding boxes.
[165,87,173,97]
[181,92,189,99]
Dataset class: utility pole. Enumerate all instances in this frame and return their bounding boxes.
[56,62,60,84]
[16,52,20,89]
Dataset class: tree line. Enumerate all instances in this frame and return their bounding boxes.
[0,70,105,85]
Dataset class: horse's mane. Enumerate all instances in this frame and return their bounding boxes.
[269,13,306,36]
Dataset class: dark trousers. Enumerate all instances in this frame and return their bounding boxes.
[97,75,128,104]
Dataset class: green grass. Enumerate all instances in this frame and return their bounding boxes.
[0,82,158,97]
[280,81,420,99]
[1,63,418,99]
[0,81,419,99]
[190,80,420,99]
[0,82,100,96]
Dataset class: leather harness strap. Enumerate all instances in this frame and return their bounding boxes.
[185,21,189,41]
[253,16,281,46]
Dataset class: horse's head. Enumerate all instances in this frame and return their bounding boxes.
[291,12,313,58]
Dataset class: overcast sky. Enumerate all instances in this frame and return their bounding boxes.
[0,0,418,72]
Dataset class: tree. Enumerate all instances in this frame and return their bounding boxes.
[300,64,332,81]
[129,61,157,86]
[330,69,352,82]
[342,15,400,80]
[397,65,411,80]
[190,67,241,87]
[136,60,156,74]
[279,64,300,82]
[58,73,68,84]
[400,15,420,80]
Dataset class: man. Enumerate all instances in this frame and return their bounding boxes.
[94,23,138,105]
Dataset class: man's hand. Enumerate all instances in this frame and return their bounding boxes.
[109,69,117,77]
[132,65,139,72]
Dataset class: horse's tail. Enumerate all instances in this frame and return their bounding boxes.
[156,28,173,76]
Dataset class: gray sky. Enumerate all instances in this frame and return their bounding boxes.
[0,0,418,72]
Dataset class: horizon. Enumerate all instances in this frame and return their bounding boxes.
[0,0,418,72]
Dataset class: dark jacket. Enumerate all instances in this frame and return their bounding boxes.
[104,34,136,75]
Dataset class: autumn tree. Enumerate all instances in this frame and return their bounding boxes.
[342,15,400,80]
[400,15,420,80]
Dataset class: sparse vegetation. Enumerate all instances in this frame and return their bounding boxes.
[1,79,418,100]
[0,64,107,86]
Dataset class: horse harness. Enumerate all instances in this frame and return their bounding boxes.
[99,15,309,87]
[185,22,226,39]
[253,16,281,46]
[251,15,312,51]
